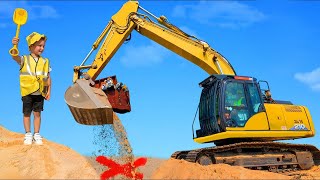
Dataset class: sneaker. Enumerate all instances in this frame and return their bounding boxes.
[24,132,33,145]
[33,133,43,145]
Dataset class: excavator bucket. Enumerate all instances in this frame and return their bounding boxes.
[65,79,114,125]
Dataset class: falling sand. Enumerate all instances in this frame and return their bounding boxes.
[92,113,137,178]
[92,113,133,160]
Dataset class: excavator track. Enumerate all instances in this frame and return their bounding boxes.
[171,142,320,173]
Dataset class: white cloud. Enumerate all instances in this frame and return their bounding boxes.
[28,5,59,20]
[172,1,266,28]
[0,1,18,18]
[294,68,320,91]
[119,42,169,68]
[311,83,320,91]
[0,1,59,28]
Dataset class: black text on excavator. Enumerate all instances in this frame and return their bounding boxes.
[64,1,320,172]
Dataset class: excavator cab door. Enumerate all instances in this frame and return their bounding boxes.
[222,78,265,128]
[223,80,250,127]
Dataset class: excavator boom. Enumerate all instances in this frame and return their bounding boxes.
[65,1,236,125]
[86,1,236,80]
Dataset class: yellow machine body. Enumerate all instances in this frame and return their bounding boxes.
[195,104,315,143]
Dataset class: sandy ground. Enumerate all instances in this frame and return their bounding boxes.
[1,125,320,179]
[152,159,320,179]
[0,126,99,179]
[152,159,290,179]
[86,156,166,179]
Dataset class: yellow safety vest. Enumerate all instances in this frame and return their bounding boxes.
[19,55,50,97]
[234,97,244,106]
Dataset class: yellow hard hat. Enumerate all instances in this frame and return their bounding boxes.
[26,32,46,47]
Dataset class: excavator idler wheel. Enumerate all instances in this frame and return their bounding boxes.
[176,153,187,160]
[196,154,213,166]
[268,165,279,173]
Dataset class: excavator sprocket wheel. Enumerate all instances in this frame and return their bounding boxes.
[196,154,213,166]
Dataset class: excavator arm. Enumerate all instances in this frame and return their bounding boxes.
[65,1,236,125]
[81,1,235,81]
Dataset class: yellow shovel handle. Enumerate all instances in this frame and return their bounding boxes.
[9,24,21,56]
[15,24,21,37]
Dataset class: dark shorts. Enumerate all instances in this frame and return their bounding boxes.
[22,95,44,116]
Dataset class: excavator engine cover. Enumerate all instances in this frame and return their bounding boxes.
[65,79,114,125]
[94,75,131,114]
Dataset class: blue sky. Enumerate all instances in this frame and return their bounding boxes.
[1,0,320,158]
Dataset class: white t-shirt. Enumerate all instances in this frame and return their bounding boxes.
[20,56,52,95]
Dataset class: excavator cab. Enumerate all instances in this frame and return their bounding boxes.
[195,75,264,138]
[194,74,315,146]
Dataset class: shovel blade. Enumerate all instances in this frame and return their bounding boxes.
[13,8,28,25]
[65,79,114,125]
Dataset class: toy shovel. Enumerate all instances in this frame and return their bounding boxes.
[9,8,28,56]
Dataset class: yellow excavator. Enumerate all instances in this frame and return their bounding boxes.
[64,1,320,172]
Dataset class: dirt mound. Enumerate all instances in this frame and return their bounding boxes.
[2,125,320,179]
[86,156,166,179]
[0,126,99,179]
[151,158,320,179]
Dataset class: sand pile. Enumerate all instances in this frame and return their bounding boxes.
[86,156,166,179]
[2,124,320,180]
[151,158,320,179]
[0,126,99,179]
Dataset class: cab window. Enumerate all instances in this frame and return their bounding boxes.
[224,82,249,127]
[247,83,263,114]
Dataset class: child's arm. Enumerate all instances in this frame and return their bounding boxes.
[11,37,22,64]
[45,73,51,100]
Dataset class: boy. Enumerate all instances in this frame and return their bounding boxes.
[11,32,51,145]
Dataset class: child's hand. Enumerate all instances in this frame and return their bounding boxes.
[12,37,19,45]
[45,92,51,101]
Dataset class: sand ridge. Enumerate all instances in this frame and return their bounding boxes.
[1,125,320,179]
[0,126,99,179]
[151,158,290,179]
